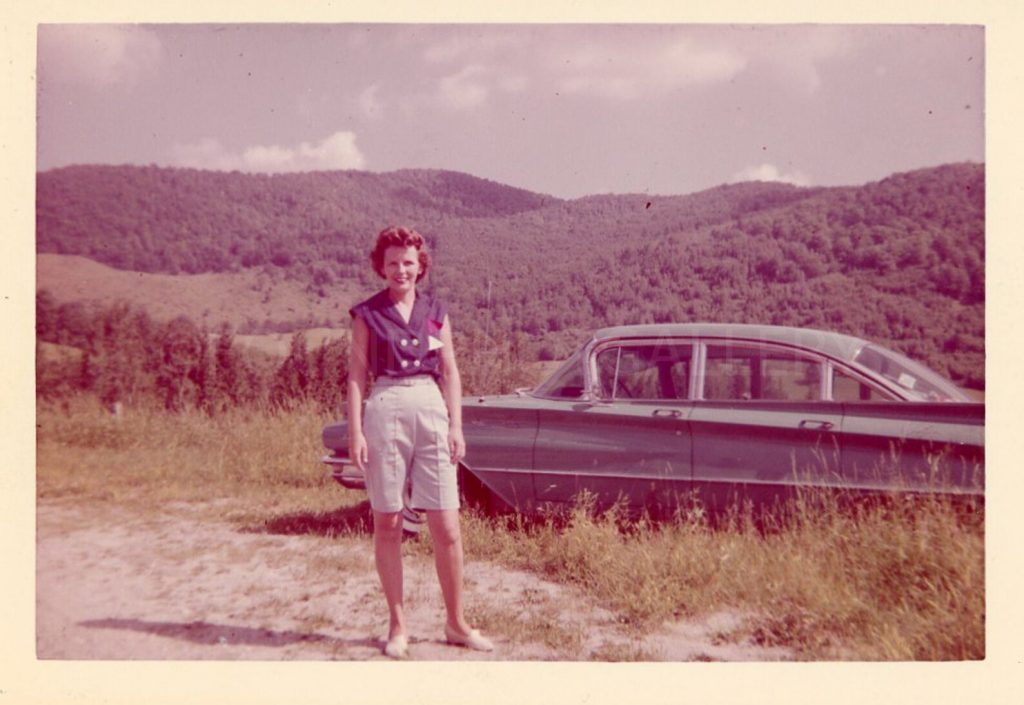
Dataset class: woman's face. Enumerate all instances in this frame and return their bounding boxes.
[381,245,421,294]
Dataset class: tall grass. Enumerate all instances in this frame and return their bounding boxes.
[36,395,348,515]
[458,492,983,660]
[37,397,984,660]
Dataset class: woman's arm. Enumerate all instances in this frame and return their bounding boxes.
[437,314,465,463]
[347,315,371,470]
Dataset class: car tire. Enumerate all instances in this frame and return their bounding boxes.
[401,477,426,534]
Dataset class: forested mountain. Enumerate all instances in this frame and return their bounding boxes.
[36,162,984,389]
[36,166,561,274]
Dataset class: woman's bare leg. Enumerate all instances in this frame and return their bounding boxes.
[425,509,473,634]
[372,510,406,639]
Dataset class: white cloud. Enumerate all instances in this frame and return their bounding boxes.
[439,65,490,110]
[555,37,747,101]
[730,163,810,186]
[416,26,844,113]
[172,131,366,173]
[38,24,162,87]
[661,40,749,86]
[422,29,745,110]
[436,64,529,110]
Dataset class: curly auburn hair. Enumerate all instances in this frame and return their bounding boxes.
[369,226,431,282]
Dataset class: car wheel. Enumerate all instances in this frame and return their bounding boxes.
[402,477,426,534]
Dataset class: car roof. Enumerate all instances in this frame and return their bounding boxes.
[592,323,870,363]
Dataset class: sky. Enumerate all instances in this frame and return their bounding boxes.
[36,23,984,199]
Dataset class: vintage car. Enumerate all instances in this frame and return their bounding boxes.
[322,323,984,525]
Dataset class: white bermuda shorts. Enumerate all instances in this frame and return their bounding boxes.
[362,375,460,513]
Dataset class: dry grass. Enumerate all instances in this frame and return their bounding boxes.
[588,640,661,661]
[464,601,586,657]
[458,493,984,660]
[36,395,351,518]
[37,397,984,661]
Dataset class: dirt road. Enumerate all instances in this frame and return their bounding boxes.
[36,499,790,661]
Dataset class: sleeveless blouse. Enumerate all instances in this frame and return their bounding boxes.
[349,289,448,379]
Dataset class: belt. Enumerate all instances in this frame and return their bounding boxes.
[375,374,437,387]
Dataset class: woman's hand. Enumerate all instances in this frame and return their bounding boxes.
[347,316,370,473]
[448,425,466,464]
[349,431,369,471]
[438,314,465,465]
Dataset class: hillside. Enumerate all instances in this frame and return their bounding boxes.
[36,166,561,275]
[36,254,360,334]
[36,162,985,388]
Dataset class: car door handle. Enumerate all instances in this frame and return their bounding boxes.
[799,419,834,431]
[652,409,683,418]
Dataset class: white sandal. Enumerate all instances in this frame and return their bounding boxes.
[383,633,409,659]
[444,625,494,652]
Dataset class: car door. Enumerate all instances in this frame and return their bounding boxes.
[461,396,540,511]
[531,340,694,516]
[837,402,984,496]
[830,359,985,498]
[688,340,843,514]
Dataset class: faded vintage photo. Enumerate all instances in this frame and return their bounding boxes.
[35,23,984,664]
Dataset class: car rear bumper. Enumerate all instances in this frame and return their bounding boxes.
[322,455,366,489]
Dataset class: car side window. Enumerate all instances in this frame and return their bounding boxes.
[831,367,895,401]
[544,363,586,399]
[596,344,692,400]
[533,350,586,399]
[703,344,822,401]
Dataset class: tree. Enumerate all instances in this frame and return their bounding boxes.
[210,324,243,412]
[310,336,348,413]
[91,302,153,407]
[156,316,206,411]
[271,332,311,409]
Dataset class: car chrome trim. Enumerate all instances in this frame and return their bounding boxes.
[592,323,870,362]
[507,467,688,482]
[692,340,706,400]
[472,466,981,494]
[798,419,835,430]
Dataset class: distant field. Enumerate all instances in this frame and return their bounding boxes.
[234,328,349,356]
[37,340,83,364]
[37,253,361,332]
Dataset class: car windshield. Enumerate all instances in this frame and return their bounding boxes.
[532,348,587,399]
[853,344,968,401]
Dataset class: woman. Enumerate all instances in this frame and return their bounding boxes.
[347,225,494,659]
